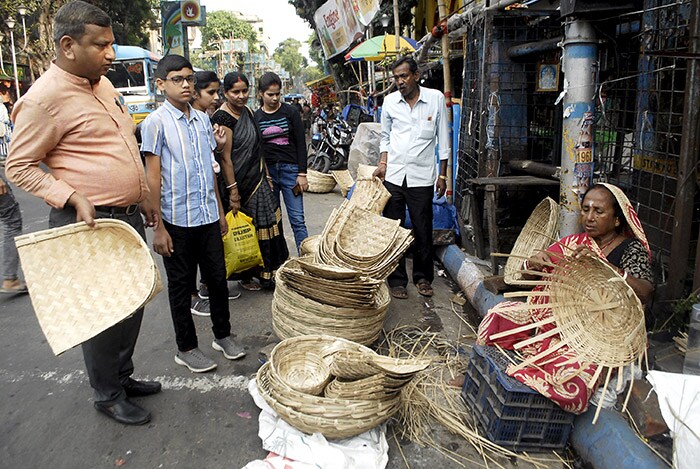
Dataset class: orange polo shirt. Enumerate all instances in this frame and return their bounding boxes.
[6,63,148,208]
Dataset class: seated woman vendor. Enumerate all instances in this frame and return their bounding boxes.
[476,183,654,414]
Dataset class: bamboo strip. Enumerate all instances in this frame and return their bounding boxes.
[592,367,613,424]
[488,316,556,340]
[514,327,560,349]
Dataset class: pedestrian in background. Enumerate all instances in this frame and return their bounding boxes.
[189,70,241,316]
[254,72,309,253]
[0,101,11,165]
[140,54,246,374]
[212,71,289,291]
[0,176,26,294]
[373,56,451,300]
[6,0,160,425]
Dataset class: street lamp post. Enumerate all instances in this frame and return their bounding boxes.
[5,17,20,99]
[17,6,28,50]
[0,32,6,75]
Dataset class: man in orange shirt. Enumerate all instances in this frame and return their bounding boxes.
[6,1,159,425]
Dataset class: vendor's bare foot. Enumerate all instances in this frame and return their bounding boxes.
[0,279,28,294]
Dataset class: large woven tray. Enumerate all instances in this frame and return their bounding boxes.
[15,219,162,355]
[504,197,559,286]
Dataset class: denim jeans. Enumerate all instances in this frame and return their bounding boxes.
[0,177,22,281]
[268,162,308,252]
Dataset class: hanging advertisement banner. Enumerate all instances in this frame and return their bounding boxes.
[314,0,364,59]
[350,0,380,26]
[162,1,184,56]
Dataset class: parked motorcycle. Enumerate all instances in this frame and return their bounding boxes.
[307,115,354,173]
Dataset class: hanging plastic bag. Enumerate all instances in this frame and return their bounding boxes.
[222,211,264,277]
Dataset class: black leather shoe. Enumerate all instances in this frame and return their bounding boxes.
[124,378,162,397]
[94,399,151,425]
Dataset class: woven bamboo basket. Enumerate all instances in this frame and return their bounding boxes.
[329,348,431,380]
[307,169,337,193]
[349,178,391,214]
[257,362,401,439]
[272,278,390,345]
[269,339,332,395]
[15,219,162,355]
[299,235,320,256]
[330,169,354,197]
[504,197,559,286]
[356,164,377,180]
[547,255,646,368]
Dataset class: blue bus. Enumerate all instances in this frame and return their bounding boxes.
[106,45,162,124]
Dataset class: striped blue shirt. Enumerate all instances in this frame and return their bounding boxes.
[141,101,219,227]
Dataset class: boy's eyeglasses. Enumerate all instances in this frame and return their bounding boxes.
[165,75,196,85]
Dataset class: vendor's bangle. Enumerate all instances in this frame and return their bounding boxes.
[438,175,447,181]
[266,176,273,180]
[378,161,387,166]
[622,271,628,281]
[298,173,307,177]
[226,182,238,189]
[523,260,530,271]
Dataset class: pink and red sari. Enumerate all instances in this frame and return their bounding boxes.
[476,184,651,414]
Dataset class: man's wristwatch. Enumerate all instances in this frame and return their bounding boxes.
[438,175,447,181]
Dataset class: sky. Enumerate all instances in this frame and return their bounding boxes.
[202,0,315,60]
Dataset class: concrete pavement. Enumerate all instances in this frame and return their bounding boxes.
[0,178,559,468]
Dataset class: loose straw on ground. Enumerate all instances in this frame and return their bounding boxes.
[380,326,571,469]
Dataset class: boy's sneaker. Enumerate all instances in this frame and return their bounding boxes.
[198,283,241,300]
[174,348,217,373]
[191,298,210,317]
[212,336,246,360]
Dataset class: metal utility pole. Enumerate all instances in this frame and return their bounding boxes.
[558,20,597,236]
[675,0,700,296]
[437,0,453,202]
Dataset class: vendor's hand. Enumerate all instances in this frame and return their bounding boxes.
[297,175,308,193]
[372,165,386,181]
[219,214,228,236]
[436,178,447,198]
[526,250,553,272]
[213,124,226,150]
[67,192,96,227]
[153,227,173,257]
[572,244,596,260]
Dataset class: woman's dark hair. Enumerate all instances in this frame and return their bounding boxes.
[223,71,250,92]
[583,184,627,233]
[257,72,282,106]
[194,71,220,93]
[258,72,282,93]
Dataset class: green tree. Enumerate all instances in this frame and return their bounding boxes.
[273,38,306,78]
[200,10,258,52]
[0,0,156,82]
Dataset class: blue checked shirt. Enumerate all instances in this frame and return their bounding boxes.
[140,101,219,227]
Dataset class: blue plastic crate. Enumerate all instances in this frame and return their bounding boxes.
[462,345,575,451]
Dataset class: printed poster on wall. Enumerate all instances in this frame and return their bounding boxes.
[314,0,364,59]
[351,0,380,26]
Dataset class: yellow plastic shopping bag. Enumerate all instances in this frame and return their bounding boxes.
[222,211,264,277]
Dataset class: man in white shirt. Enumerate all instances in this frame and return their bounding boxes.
[373,56,450,299]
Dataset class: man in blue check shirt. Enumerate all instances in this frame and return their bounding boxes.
[140,54,246,373]
[373,56,451,300]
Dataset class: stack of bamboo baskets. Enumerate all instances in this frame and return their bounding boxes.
[272,178,413,345]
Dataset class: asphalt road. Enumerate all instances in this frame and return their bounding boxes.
[0,174,556,468]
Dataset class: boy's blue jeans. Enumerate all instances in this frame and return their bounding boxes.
[268,162,308,252]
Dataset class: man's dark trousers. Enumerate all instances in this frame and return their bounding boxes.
[161,220,230,352]
[383,179,434,288]
[49,207,146,405]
